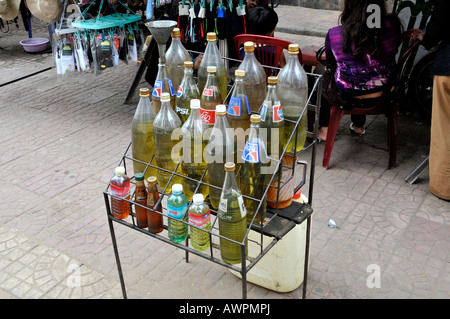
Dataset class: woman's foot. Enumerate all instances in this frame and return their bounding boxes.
[349,123,365,136]
[318,127,328,142]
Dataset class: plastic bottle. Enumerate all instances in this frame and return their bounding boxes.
[188,193,211,251]
[146,176,163,233]
[165,28,192,91]
[134,173,148,228]
[218,162,248,264]
[167,184,189,243]
[260,76,285,163]
[153,92,182,193]
[109,166,131,220]
[277,43,308,153]
[132,88,157,181]
[180,99,209,201]
[226,69,251,134]
[176,61,200,124]
[152,62,176,114]
[205,104,236,210]
[237,41,267,113]
[198,32,228,99]
[200,66,223,127]
[241,114,268,224]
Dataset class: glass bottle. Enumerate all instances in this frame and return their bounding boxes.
[188,193,211,251]
[198,32,228,99]
[180,99,209,201]
[241,114,268,224]
[109,166,131,220]
[237,41,266,113]
[167,183,189,243]
[146,176,163,233]
[277,43,308,153]
[176,61,200,124]
[205,104,236,210]
[132,88,157,181]
[152,62,177,114]
[200,66,223,127]
[165,28,192,91]
[134,173,148,228]
[226,69,251,134]
[218,162,248,264]
[153,92,182,193]
[259,76,285,164]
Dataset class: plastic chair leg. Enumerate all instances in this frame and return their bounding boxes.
[322,106,343,169]
[387,107,398,169]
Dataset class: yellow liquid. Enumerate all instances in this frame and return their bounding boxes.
[153,129,182,193]
[283,105,307,153]
[132,121,156,181]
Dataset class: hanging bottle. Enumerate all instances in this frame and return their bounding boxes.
[109,166,131,220]
[176,61,200,123]
[134,172,148,228]
[277,43,308,153]
[200,66,223,127]
[132,88,157,181]
[146,176,163,233]
[180,99,209,201]
[237,41,267,113]
[226,69,251,134]
[218,162,248,264]
[167,183,189,243]
[188,193,211,251]
[241,114,268,224]
[198,32,228,99]
[259,76,285,165]
[205,104,236,210]
[165,28,192,91]
[152,61,176,114]
[153,92,182,193]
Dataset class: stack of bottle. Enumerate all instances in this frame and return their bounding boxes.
[109,37,308,265]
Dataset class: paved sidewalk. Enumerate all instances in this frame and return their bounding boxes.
[0,6,449,300]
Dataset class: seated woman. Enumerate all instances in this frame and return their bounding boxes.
[317,0,402,141]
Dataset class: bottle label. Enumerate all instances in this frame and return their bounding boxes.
[177,86,183,98]
[176,106,189,115]
[189,210,211,227]
[136,188,147,202]
[260,102,284,122]
[238,196,247,218]
[167,203,188,220]
[168,79,175,96]
[242,141,260,163]
[227,96,241,117]
[202,88,213,97]
[110,183,130,198]
[200,108,216,124]
[152,80,162,98]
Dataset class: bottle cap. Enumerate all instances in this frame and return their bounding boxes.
[161,92,170,101]
[207,66,217,73]
[288,43,300,54]
[190,99,200,109]
[244,41,254,52]
[172,28,181,37]
[206,32,216,41]
[268,76,278,84]
[193,193,204,204]
[172,184,183,194]
[114,166,125,176]
[216,104,226,114]
[250,114,261,123]
[135,173,145,181]
[139,88,150,97]
[224,162,235,172]
[147,176,157,185]
[184,60,194,68]
[235,69,245,77]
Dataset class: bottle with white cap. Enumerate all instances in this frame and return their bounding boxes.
[188,193,211,251]
[109,166,131,220]
[167,183,189,243]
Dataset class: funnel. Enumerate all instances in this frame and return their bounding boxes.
[145,20,177,63]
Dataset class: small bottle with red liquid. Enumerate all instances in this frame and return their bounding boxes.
[109,166,131,220]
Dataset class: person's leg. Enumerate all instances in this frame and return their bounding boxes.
[350,115,366,134]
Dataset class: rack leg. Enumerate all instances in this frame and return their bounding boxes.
[302,216,312,299]
[241,245,247,299]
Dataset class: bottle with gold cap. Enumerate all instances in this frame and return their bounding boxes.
[152,61,177,114]
[200,66,223,127]
[176,61,200,123]
[237,41,266,113]
[132,88,157,181]
[218,162,248,264]
[153,92,183,193]
[165,28,192,91]
[226,69,251,134]
[259,76,285,166]
[240,114,268,224]
[198,32,228,99]
[277,43,308,153]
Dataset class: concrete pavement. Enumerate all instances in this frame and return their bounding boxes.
[0,5,448,300]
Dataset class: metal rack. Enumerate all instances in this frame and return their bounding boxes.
[103,64,323,299]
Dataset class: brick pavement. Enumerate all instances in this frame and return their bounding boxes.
[0,6,449,300]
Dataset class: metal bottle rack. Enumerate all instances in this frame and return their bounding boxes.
[103,60,323,299]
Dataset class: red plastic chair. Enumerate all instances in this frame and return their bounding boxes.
[322,30,421,169]
[234,34,302,76]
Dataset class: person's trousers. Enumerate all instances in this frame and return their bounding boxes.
[429,75,450,200]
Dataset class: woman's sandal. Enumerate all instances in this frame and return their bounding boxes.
[349,123,366,136]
